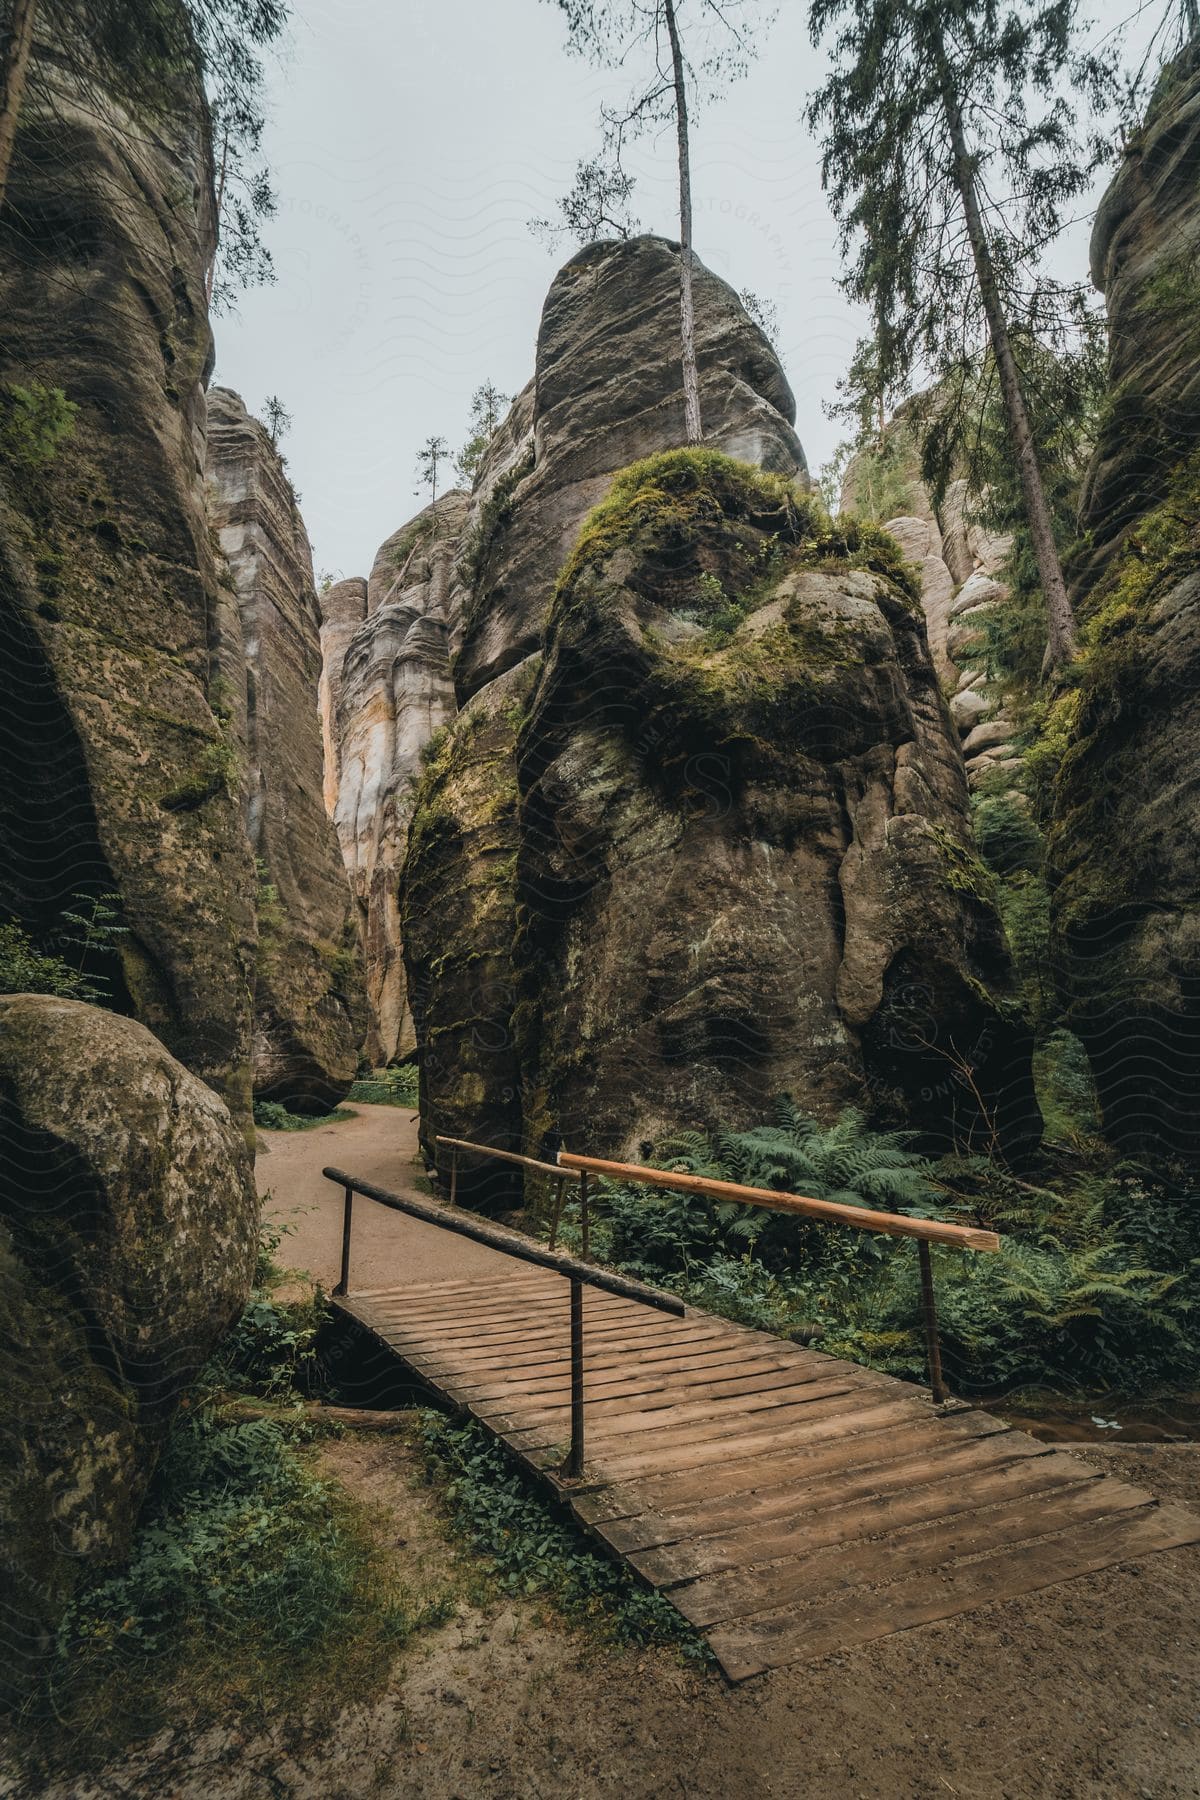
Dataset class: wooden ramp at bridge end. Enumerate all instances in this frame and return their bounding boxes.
[332,1271,1200,1682]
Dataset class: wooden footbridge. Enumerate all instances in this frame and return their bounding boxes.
[325,1141,1200,1682]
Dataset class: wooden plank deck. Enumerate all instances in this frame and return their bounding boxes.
[333,1270,1200,1681]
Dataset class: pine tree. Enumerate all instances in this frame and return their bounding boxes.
[808,0,1114,673]
[529,153,640,249]
[550,0,761,447]
[414,434,451,533]
[455,382,511,487]
[262,394,291,446]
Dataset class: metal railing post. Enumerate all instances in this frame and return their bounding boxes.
[565,1275,585,1478]
[579,1170,590,1261]
[449,1146,458,1207]
[334,1183,354,1296]
[918,1239,949,1404]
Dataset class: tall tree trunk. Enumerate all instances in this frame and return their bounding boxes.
[0,0,37,216]
[205,129,230,306]
[936,49,1076,672]
[664,0,702,444]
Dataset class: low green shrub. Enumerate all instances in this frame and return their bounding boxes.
[348,1064,420,1107]
[415,1413,711,1660]
[0,894,127,1004]
[252,1099,354,1130]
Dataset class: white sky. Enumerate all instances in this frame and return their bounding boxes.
[211,0,1150,579]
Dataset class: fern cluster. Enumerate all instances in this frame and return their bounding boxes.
[565,1100,1200,1398]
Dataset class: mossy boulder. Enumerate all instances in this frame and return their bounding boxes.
[514,451,1038,1160]
[0,996,257,1702]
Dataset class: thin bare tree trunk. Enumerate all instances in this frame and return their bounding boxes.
[664,0,702,444]
[0,0,37,215]
[936,51,1076,672]
[205,129,230,306]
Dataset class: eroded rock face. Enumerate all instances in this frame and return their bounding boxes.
[0,996,256,1699]
[1073,47,1200,598]
[331,497,466,1064]
[1049,50,1200,1161]
[514,455,1036,1161]
[0,22,256,1129]
[206,389,364,1107]
[451,235,807,702]
[841,440,1019,792]
[398,253,1038,1192]
[400,659,534,1202]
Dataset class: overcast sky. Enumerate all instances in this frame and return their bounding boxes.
[211,0,1146,579]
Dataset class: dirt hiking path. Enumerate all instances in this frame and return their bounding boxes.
[255,1103,504,1291]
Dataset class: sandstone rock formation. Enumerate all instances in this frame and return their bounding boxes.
[514,453,1036,1164]
[0,996,257,1700]
[1048,47,1200,1162]
[841,437,1020,792]
[390,240,1037,1197]
[401,658,534,1201]
[206,389,364,1107]
[451,235,807,703]
[1072,45,1200,598]
[327,496,466,1064]
[0,20,256,1130]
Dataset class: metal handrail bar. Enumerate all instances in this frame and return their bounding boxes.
[323,1163,687,1479]
[434,1133,584,1252]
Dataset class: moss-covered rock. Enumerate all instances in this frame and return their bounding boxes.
[0,996,256,1702]
[449,235,807,703]
[513,451,1038,1162]
[1047,448,1200,1159]
[1045,48,1200,1163]
[0,13,255,1131]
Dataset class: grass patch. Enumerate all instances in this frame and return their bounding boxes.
[5,1224,448,1778]
[252,1099,355,1131]
[348,1065,420,1107]
[414,1413,712,1663]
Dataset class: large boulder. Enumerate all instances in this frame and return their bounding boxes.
[1048,48,1200,1163]
[514,452,1037,1160]
[450,235,807,702]
[0,996,257,1700]
[0,12,255,1131]
[206,389,364,1108]
[329,496,466,1065]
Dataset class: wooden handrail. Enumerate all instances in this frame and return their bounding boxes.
[436,1134,565,1181]
[557,1151,1000,1254]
